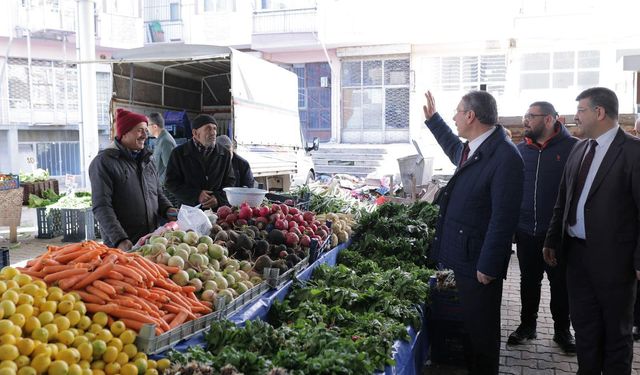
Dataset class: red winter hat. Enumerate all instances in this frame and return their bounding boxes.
[115,108,147,138]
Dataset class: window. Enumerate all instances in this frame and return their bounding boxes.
[203,0,235,12]
[430,54,506,95]
[36,142,81,176]
[292,66,306,108]
[8,60,30,109]
[520,51,600,90]
[341,57,410,131]
[292,63,331,141]
[96,72,112,127]
[170,2,180,20]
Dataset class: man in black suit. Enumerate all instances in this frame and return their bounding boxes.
[544,87,640,374]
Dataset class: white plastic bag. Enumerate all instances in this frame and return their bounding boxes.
[177,204,213,236]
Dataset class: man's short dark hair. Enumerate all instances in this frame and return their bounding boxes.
[575,87,618,120]
[461,90,498,125]
[148,112,164,128]
[529,101,558,117]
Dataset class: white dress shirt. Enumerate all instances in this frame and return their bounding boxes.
[567,125,619,239]
[467,126,497,160]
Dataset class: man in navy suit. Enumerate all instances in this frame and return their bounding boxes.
[424,90,524,375]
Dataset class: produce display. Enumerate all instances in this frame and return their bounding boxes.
[16,241,212,335]
[137,230,263,305]
[292,184,376,220]
[0,266,168,375]
[165,201,440,374]
[19,169,50,184]
[44,193,92,210]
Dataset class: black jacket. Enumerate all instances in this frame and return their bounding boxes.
[232,154,255,188]
[516,122,578,236]
[165,140,235,208]
[89,140,172,247]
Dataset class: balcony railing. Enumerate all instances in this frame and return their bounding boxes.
[253,7,317,34]
[144,20,184,43]
[15,0,76,36]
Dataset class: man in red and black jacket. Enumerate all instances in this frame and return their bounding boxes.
[508,101,578,353]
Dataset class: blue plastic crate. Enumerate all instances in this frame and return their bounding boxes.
[0,247,10,268]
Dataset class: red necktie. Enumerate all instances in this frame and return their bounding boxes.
[459,142,470,167]
[568,140,598,226]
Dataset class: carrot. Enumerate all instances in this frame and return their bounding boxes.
[75,290,105,305]
[113,296,142,310]
[92,280,117,296]
[43,264,83,273]
[161,313,176,323]
[163,303,196,319]
[105,279,137,295]
[169,310,189,329]
[53,244,86,263]
[29,257,47,272]
[133,257,161,278]
[157,264,180,275]
[58,273,91,291]
[43,268,89,283]
[134,287,151,299]
[74,261,115,289]
[85,285,111,302]
[41,258,62,266]
[68,248,104,264]
[153,278,181,292]
[106,271,124,280]
[127,294,162,317]
[16,268,45,279]
[118,318,154,334]
[181,286,196,294]
[148,262,170,278]
[200,301,213,308]
[127,262,154,285]
[109,307,158,324]
[113,265,143,283]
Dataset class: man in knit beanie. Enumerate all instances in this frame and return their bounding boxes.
[165,114,235,209]
[89,108,177,251]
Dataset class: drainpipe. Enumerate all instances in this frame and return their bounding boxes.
[76,0,98,189]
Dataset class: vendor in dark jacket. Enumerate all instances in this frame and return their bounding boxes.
[424,90,523,375]
[89,109,177,251]
[508,102,578,353]
[216,135,255,188]
[165,114,235,209]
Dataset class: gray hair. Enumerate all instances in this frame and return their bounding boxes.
[461,91,498,125]
[148,112,164,128]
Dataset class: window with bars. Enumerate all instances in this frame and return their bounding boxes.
[96,72,112,127]
[520,51,600,90]
[430,55,506,95]
[36,142,81,176]
[7,58,79,113]
[341,57,410,130]
[291,63,331,141]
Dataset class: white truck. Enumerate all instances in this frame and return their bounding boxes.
[108,44,318,191]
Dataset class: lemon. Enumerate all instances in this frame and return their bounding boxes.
[146,360,156,370]
[76,317,91,331]
[0,361,17,371]
[106,338,122,352]
[108,321,125,337]
[101,346,118,364]
[56,301,73,316]
[10,314,26,328]
[80,371,91,375]
[1,291,18,306]
[0,267,19,279]
[77,343,92,361]
[71,336,88,348]
[17,367,36,375]
[15,355,30,369]
[56,348,80,364]
[0,284,5,296]
[31,327,49,343]
[144,370,158,375]
[72,303,85,316]
[91,370,105,375]
[12,274,31,287]
[4,281,19,291]
[17,294,34,306]
[0,367,16,375]
[0,320,14,335]
[64,311,80,328]
[12,326,21,337]
[48,360,68,375]
[120,364,138,375]
[67,365,81,375]
[40,301,57,315]
[92,313,108,327]
[54,317,71,333]
[17,338,35,356]
[90,360,105,370]
[103,363,119,375]
[122,344,137,359]
[77,362,89,371]
[156,359,170,371]
[88,325,102,335]
[30,354,51,374]
[119,330,136,345]
[120,363,138,375]
[0,308,5,321]
[133,353,147,362]
[24,316,41,334]
[43,324,58,339]
[134,358,147,375]
[91,340,106,359]
[32,343,51,357]
[0,334,16,346]
[47,343,59,358]
[16,304,33,318]
[47,291,63,303]
[37,312,54,326]
[0,344,18,361]
[115,352,129,366]
[21,284,38,296]
[82,333,95,342]
[0,301,16,318]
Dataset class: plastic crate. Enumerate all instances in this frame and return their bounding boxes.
[217,281,270,318]
[135,310,222,355]
[61,208,96,242]
[36,208,63,239]
[0,248,9,268]
[0,175,19,191]
[428,319,467,365]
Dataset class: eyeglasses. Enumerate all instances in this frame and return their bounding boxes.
[522,114,548,120]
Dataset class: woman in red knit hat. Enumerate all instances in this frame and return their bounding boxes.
[88,108,178,251]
